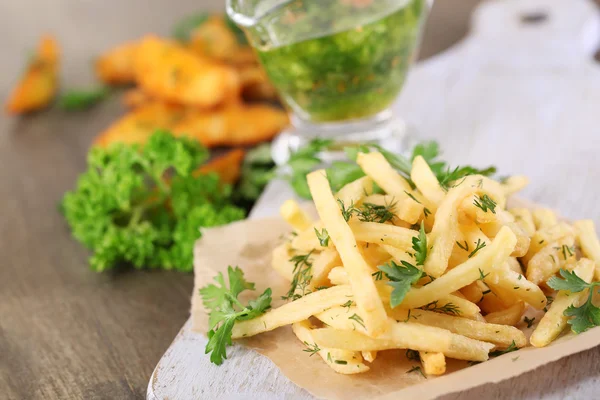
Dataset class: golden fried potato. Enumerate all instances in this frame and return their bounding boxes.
[237,64,279,101]
[95,41,139,85]
[134,36,240,108]
[188,16,256,65]
[173,103,288,147]
[121,88,153,109]
[93,102,186,147]
[5,34,59,114]
[197,148,245,185]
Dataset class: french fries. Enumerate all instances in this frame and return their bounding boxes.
[530,258,595,347]
[307,170,388,337]
[5,35,59,114]
[311,323,495,361]
[202,149,600,378]
[292,320,369,374]
[232,285,353,339]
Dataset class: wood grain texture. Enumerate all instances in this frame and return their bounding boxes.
[151,0,600,399]
[0,1,473,399]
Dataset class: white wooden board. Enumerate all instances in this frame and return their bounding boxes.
[148,0,600,398]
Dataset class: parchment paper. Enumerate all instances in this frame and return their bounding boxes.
[190,215,600,400]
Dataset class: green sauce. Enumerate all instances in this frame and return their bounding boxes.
[250,0,426,123]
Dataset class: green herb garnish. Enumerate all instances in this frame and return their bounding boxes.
[378,261,422,308]
[200,266,272,365]
[59,87,110,111]
[473,194,497,214]
[314,228,330,247]
[547,269,600,333]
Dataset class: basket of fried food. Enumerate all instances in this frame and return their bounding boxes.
[199,150,600,378]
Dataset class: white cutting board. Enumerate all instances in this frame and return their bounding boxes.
[148,0,600,399]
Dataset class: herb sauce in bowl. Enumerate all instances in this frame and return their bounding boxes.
[249,0,426,123]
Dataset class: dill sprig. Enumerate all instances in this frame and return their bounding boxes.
[282,250,314,301]
[419,300,461,316]
[473,194,497,214]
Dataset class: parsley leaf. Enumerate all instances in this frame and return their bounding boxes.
[378,261,422,308]
[200,266,272,365]
[548,269,600,333]
[412,222,428,266]
[59,87,110,111]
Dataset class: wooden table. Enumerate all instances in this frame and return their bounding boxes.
[0,1,480,399]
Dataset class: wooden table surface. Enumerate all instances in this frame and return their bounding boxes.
[3,0,597,399]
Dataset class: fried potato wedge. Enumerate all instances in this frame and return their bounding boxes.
[6,34,59,114]
[93,102,186,148]
[197,148,245,185]
[173,103,288,147]
[134,36,240,108]
[96,41,138,85]
[122,88,153,109]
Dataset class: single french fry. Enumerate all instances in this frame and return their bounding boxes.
[271,243,294,281]
[400,227,517,308]
[573,220,600,280]
[478,289,511,314]
[362,351,377,363]
[328,266,348,285]
[411,155,445,207]
[6,35,59,114]
[460,195,499,224]
[530,258,595,347]
[425,176,506,277]
[376,283,481,318]
[484,301,525,326]
[280,199,312,231]
[420,352,446,375]
[460,282,484,304]
[310,249,342,289]
[335,176,374,206]
[506,257,523,274]
[173,103,289,147]
[292,320,369,374]
[479,210,530,258]
[526,237,576,286]
[315,305,368,333]
[96,41,138,85]
[93,102,187,148]
[487,268,547,309]
[197,148,245,185]
[522,222,575,265]
[350,221,417,250]
[134,36,240,108]
[360,194,413,228]
[532,208,558,230]
[356,152,423,224]
[386,308,526,347]
[231,285,353,339]
[308,170,388,337]
[502,175,529,196]
[380,244,415,266]
[290,222,327,252]
[509,208,536,237]
[311,323,494,361]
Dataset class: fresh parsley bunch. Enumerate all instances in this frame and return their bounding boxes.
[200,266,272,364]
[61,131,245,272]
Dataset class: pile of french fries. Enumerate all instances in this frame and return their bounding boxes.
[230,151,600,375]
[94,14,288,148]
